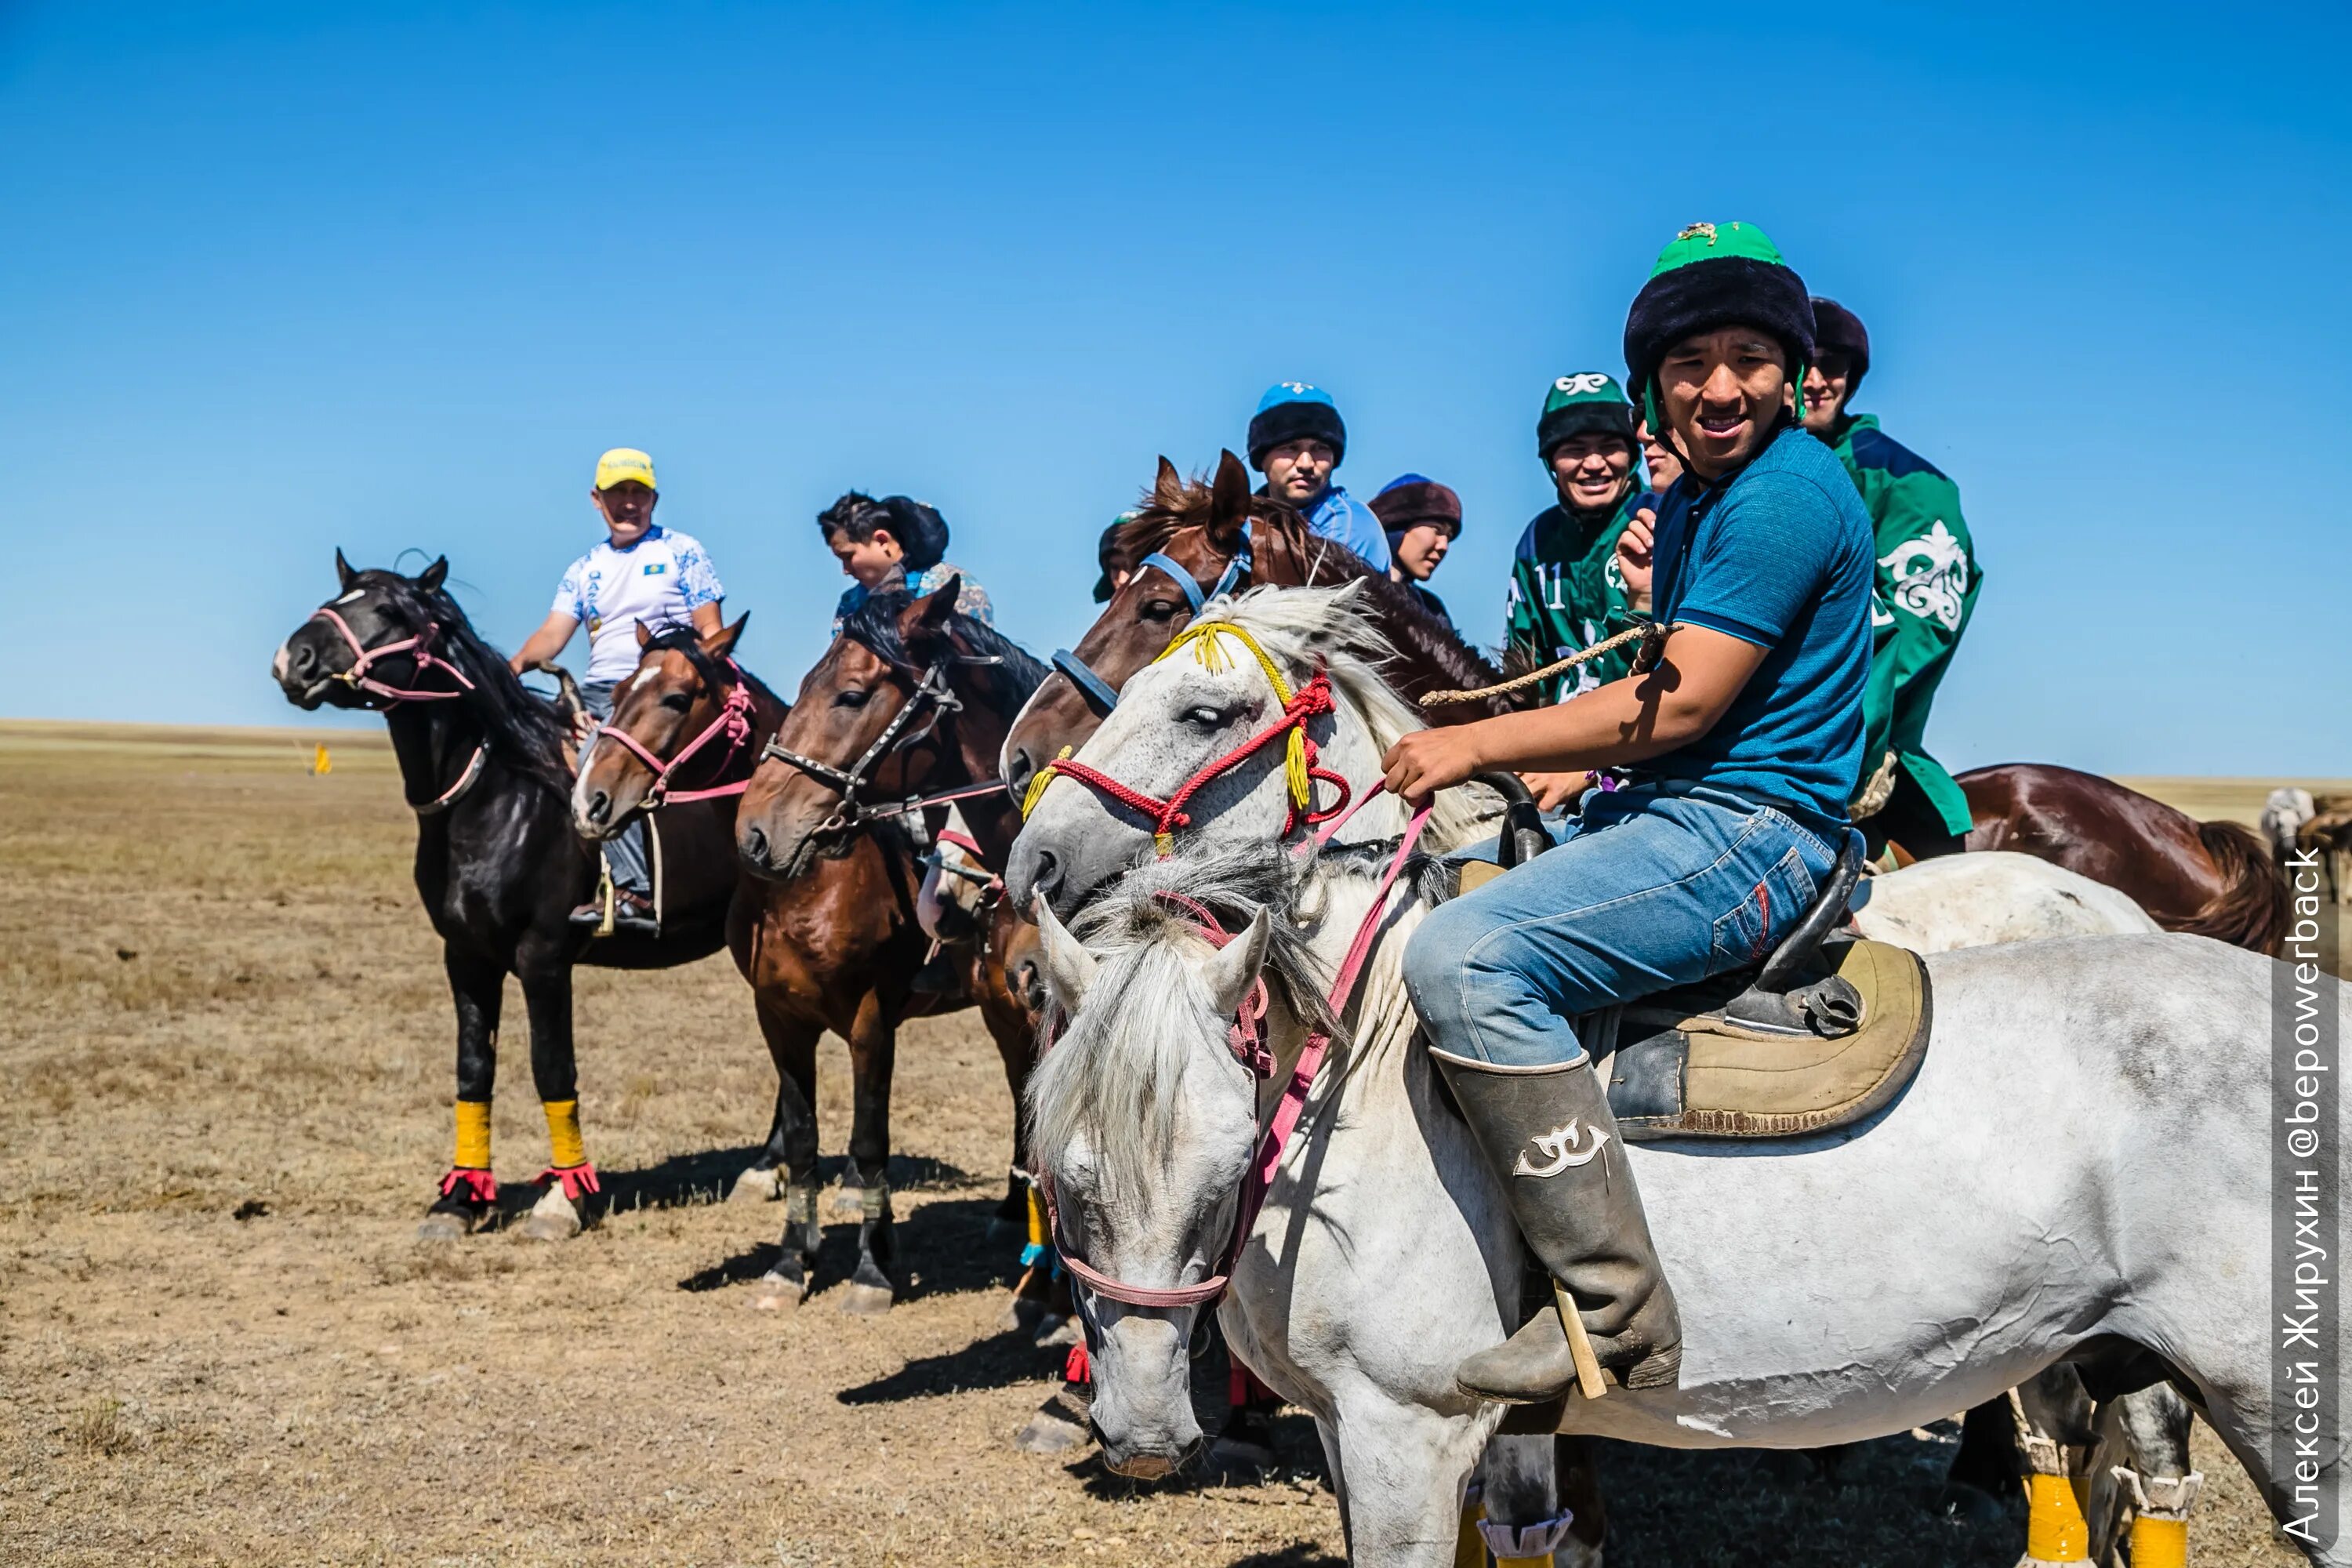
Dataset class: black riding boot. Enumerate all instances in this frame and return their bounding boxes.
[1429,1046,1682,1402]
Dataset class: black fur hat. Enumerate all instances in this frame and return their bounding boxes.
[1623,223,1816,425]
[880,496,950,572]
[1246,383,1348,470]
[1809,296,1871,394]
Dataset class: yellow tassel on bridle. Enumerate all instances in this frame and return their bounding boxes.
[1020,744,1073,819]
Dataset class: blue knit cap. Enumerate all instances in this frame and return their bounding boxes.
[1247,381,1348,469]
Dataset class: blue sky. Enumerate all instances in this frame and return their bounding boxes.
[4,2,2345,774]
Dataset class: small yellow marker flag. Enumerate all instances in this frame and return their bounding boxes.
[311,744,332,777]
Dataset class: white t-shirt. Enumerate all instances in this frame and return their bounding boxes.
[552,524,726,682]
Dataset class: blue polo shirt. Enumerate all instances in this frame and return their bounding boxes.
[1305,485,1392,572]
[1642,423,1874,829]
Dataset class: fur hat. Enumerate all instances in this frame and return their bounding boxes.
[1247,382,1347,469]
[1369,474,1461,544]
[1536,372,1639,463]
[1623,222,1815,428]
[880,496,949,572]
[1809,296,1871,394]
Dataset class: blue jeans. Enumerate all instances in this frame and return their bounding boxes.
[582,681,652,895]
[1403,783,1846,1068]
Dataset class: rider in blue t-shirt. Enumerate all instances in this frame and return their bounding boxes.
[1383,223,1872,1406]
[1246,383,1393,572]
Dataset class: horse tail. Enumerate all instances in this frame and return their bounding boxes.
[2180,818,2289,956]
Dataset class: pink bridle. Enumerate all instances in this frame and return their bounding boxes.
[309,604,477,706]
[1044,788,1434,1311]
[589,668,757,807]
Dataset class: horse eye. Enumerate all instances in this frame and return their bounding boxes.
[1183,705,1229,728]
[834,688,869,709]
[659,691,691,713]
[1139,598,1181,623]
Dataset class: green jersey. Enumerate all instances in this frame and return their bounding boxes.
[1830,414,1980,833]
[1504,489,1648,704]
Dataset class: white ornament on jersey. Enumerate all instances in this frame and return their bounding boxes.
[1878,521,1969,630]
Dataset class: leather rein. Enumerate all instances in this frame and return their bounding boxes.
[308,603,487,816]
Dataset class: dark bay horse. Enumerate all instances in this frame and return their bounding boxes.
[273,554,743,1240]
[1000,451,1519,808]
[708,583,1054,1316]
[1960,762,2287,954]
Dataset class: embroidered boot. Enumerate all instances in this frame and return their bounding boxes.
[1430,1047,1682,1401]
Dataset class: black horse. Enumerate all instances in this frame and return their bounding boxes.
[274,553,744,1239]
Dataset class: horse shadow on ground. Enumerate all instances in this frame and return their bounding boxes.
[677,1188,1018,1308]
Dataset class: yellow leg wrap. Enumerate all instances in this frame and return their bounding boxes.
[1025,1182,1049,1250]
[2129,1515,2188,1568]
[1495,1557,1555,1567]
[2024,1472,2091,1563]
[543,1099,586,1169]
[1453,1502,1485,1568]
[454,1100,492,1170]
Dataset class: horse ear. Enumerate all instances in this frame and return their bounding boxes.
[901,577,963,646]
[704,612,748,659]
[635,619,655,648]
[1155,456,1183,503]
[1208,450,1253,553]
[417,556,449,591]
[1032,896,1098,1011]
[1199,908,1271,1020]
[335,548,358,590]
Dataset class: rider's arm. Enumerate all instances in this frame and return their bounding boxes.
[690,600,724,637]
[510,612,579,674]
[1381,624,1769,797]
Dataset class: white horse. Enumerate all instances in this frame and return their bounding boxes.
[1011,584,2338,1566]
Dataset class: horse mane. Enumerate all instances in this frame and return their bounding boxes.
[2183,818,2289,956]
[837,588,1049,720]
[1191,582,1492,849]
[1028,845,1338,1202]
[1115,473,1517,710]
[639,623,790,715]
[362,569,574,797]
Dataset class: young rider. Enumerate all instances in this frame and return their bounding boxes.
[822,492,993,633]
[1247,382,1392,571]
[1802,297,1982,858]
[1383,223,1875,1403]
[1369,474,1461,628]
[510,448,726,933]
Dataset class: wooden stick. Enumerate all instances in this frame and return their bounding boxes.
[1554,1283,1608,1402]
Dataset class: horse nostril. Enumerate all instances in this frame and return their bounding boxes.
[1031,849,1062,903]
[586,791,611,826]
[1006,747,1034,800]
[742,826,769,866]
[291,645,315,676]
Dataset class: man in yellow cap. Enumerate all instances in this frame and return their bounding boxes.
[511,448,727,931]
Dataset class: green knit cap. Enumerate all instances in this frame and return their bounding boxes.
[1645,220,1791,279]
[1535,372,1637,463]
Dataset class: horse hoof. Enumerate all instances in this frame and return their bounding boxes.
[835,1280,895,1317]
[828,1186,866,1220]
[1034,1313,1080,1348]
[749,1271,808,1312]
[729,1167,783,1204]
[516,1189,582,1243]
[416,1210,473,1242]
[1001,1295,1047,1334]
[1014,1394,1091,1456]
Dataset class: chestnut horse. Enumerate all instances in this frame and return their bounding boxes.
[273,555,745,1241]
[722,583,1054,1316]
[1000,451,1519,807]
[1961,762,2287,954]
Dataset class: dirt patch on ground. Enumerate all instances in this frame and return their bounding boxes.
[0,724,2313,1564]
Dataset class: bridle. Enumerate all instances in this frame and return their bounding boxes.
[1043,789,1433,1311]
[307,598,486,815]
[1048,529,1253,719]
[760,652,1011,836]
[1020,619,1351,855]
[588,662,757,808]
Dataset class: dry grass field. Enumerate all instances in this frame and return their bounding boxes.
[0,719,2327,1566]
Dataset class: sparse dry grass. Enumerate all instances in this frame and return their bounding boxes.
[0,723,2314,1566]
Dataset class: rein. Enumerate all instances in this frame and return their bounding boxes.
[1020,619,1349,855]
[1046,528,1253,719]
[760,653,1011,836]
[311,603,492,815]
[1047,797,1435,1311]
[590,666,757,808]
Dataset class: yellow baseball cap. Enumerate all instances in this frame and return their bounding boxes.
[593,448,657,492]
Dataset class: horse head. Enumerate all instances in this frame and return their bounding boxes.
[1006,580,1435,919]
[1025,877,1279,1478]
[273,549,456,710]
[572,614,753,837]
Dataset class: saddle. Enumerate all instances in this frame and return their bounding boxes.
[1453,778,1932,1142]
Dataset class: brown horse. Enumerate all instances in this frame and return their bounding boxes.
[713,583,1056,1317]
[1000,452,1519,807]
[1959,762,2287,954]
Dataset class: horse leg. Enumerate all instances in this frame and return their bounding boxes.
[1552,1436,1607,1568]
[836,987,898,1316]
[749,1007,823,1313]
[1322,1396,1490,1568]
[982,996,1059,1335]
[730,1000,810,1205]
[2085,1383,2199,1568]
[420,946,504,1240]
[2013,1368,2099,1568]
[1472,1433,1580,1568]
[513,949,591,1243]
